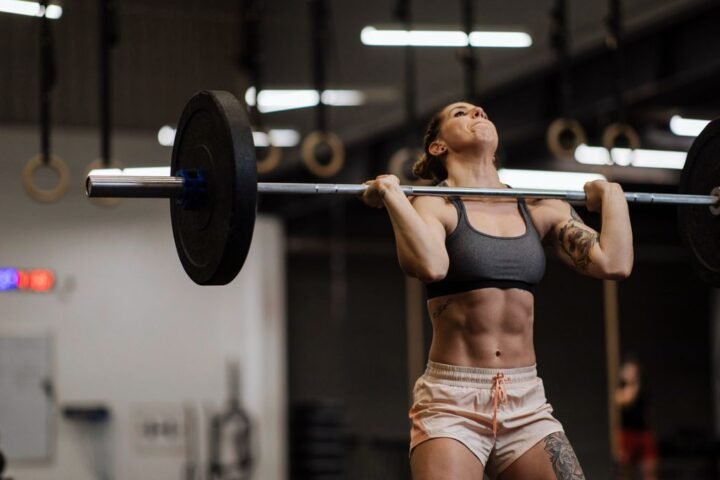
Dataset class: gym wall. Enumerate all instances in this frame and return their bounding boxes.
[0,127,287,480]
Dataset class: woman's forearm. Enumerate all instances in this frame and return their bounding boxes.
[381,185,448,281]
[598,185,634,278]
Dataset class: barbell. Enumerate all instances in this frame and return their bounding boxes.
[85,90,720,286]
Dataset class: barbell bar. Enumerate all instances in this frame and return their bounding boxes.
[86,175,720,206]
[84,90,720,287]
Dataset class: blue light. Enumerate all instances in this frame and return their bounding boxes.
[0,268,18,291]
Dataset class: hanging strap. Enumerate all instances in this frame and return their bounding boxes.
[39,0,57,165]
[606,0,627,123]
[240,0,264,128]
[99,0,119,167]
[460,0,478,101]
[550,0,573,118]
[310,0,328,133]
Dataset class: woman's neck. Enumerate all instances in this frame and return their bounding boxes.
[444,153,503,188]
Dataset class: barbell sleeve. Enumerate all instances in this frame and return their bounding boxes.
[85,175,719,206]
[86,175,185,198]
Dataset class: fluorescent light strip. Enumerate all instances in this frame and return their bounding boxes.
[157,125,301,148]
[360,26,531,48]
[253,129,301,147]
[498,169,606,191]
[575,144,686,170]
[669,115,710,137]
[0,0,62,18]
[469,31,532,48]
[245,87,366,113]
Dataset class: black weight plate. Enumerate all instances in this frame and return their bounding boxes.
[678,117,720,286]
[170,91,257,285]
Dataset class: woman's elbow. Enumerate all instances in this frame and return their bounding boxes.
[603,260,633,280]
[402,261,447,283]
[415,268,446,283]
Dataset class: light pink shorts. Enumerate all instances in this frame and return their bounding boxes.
[409,361,564,477]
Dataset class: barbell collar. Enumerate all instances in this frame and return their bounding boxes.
[86,175,720,207]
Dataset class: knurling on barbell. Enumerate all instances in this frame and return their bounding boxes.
[86,90,720,287]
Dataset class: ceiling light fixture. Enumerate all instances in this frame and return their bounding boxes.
[0,0,62,18]
[498,169,605,191]
[360,26,532,48]
[244,87,366,113]
[669,115,710,137]
[575,144,686,170]
[157,126,301,148]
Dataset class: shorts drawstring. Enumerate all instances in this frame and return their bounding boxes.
[491,372,510,437]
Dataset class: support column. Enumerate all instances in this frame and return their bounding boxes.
[604,279,620,460]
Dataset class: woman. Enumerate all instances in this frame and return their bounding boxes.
[361,102,633,479]
[615,356,658,480]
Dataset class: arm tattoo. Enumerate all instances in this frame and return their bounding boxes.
[543,432,586,479]
[431,299,452,319]
[558,220,599,269]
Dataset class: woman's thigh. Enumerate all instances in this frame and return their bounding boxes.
[410,438,485,480]
[499,432,585,480]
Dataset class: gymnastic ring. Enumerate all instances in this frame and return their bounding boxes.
[602,122,641,151]
[22,154,70,203]
[546,118,587,160]
[388,147,432,186]
[301,130,345,178]
[84,159,123,208]
[255,129,282,174]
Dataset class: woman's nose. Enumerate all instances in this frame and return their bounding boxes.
[470,107,485,118]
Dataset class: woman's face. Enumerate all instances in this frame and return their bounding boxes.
[435,102,499,154]
[620,362,640,383]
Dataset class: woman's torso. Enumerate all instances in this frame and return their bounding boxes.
[424,196,553,368]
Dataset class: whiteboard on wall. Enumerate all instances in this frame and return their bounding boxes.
[0,334,53,460]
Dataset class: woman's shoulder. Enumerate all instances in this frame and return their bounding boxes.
[411,195,458,229]
[411,194,455,213]
[525,198,572,219]
[524,198,574,236]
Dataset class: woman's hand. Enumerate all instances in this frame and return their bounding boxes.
[584,180,624,212]
[361,174,401,209]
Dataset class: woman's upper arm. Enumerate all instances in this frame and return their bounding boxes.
[541,200,604,276]
[410,195,450,245]
[405,196,451,281]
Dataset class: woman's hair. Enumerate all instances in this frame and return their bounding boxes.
[412,108,448,184]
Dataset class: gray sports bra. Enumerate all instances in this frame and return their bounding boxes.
[425,197,546,298]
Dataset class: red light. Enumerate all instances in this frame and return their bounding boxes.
[17,270,31,289]
[0,268,56,293]
[30,270,55,292]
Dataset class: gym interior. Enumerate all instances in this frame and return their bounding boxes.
[1,0,719,479]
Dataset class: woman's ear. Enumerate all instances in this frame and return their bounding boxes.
[428,140,447,156]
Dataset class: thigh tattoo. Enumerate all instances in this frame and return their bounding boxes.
[543,432,586,480]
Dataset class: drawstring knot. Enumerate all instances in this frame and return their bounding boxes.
[491,372,509,437]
